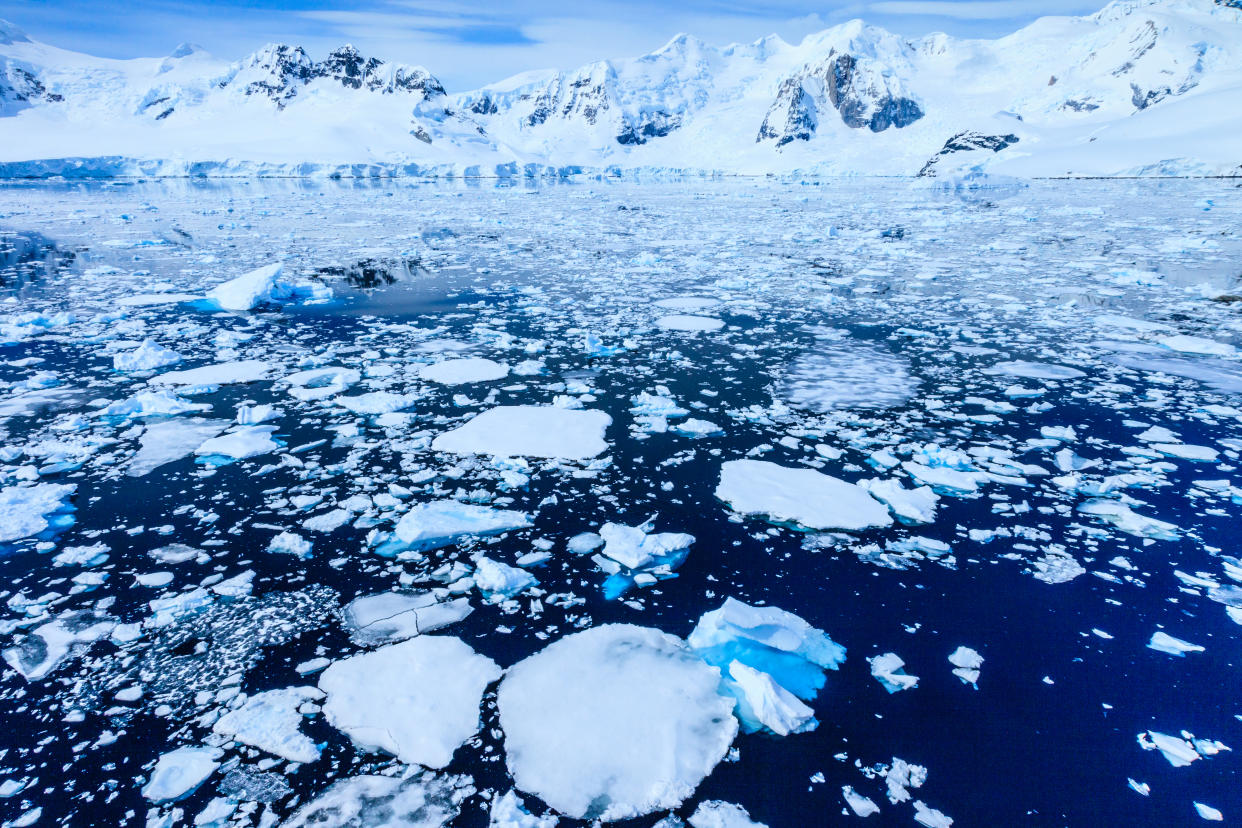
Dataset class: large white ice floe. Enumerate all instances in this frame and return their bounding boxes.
[281,771,473,828]
[688,598,845,735]
[655,314,724,332]
[1148,632,1205,657]
[149,360,275,390]
[211,686,324,763]
[388,500,531,554]
[2,608,114,680]
[141,746,222,802]
[0,482,76,543]
[984,361,1085,380]
[497,624,737,821]
[432,405,611,460]
[420,357,509,384]
[319,636,501,768]
[127,418,230,476]
[193,425,283,462]
[715,460,892,531]
[343,591,474,646]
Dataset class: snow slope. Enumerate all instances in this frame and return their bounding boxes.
[0,0,1239,178]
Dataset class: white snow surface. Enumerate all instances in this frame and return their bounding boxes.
[432,405,611,460]
[319,635,501,768]
[497,624,737,821]
[211,686,324,763]
[715,459,892,531]
[419,357,509,384]
[392,500,531,550]
[141,746,222,802]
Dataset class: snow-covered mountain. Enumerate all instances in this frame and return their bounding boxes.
[0,0,1240,178]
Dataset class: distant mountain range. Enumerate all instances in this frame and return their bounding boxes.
[1,0,1239,178]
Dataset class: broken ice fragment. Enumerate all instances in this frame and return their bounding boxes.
[211,686,324,763]
[388,500,531,553]
[1148,632,1205,656]
[716,460,892,531]
[868,652,919,693]
[432,405,611,460]
[141,746,222,803]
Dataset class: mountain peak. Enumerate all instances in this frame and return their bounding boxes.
[0,18,31,46]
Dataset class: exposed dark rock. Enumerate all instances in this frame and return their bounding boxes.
[616,110,681,145]
[918,131,1019,176]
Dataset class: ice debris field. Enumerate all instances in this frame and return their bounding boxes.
[0,178,1239,827]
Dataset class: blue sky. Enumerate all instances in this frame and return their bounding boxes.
[0,0,1104,90]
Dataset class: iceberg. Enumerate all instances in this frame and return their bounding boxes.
[0,482,76,543]
[141,746,222,803]
[204,263,289,311]
[473,556,538,603]
[868,652,919,693]
[389,500,531,553]
[498,624,737,821]
[715,460,892,531]
[319,636,501,768]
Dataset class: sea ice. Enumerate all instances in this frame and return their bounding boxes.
[127,418,229,476]
[319,636,501,768]
[335,390,419,415]
[598,521,694,570]
[948,646,983,687]
[193,425,283,461]
[726,660,816,736]
[473,556,538,602]
[113,339,182,372]
[1148,632,1205,656]
[141,746,222,803]
[150,360,275,389]
[779,344,917,411]
[98,388,209,420]
[655,314,724,331]
[267,531,313,559]
[1194,803,1224,821]
[390,500,531,552]
[343,591,473,645]
[1078,500,1179,540]
[432,406,612,460]
[489,790,559,828]
[212,686,324,763]
[0,482,75,543]
[913,801,954,828]
[859,478,939,524]
[869,653,920,692]
[843,786,881,817]
[498,624,737,821]
[687,801,768,827]
[281,772,472,828]
[205,263,290,311]
[420,357,509,384]
[715,460,892,531]
[985,361,1085,380]
[2,609,114,680]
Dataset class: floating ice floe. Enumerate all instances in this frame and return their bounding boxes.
[913,800,954,828]
[343,591,474,645]
[98,388,210,420]
[473,556,538,602]
[716,460,892,531]
[281,772,473,828]
[843,786,881,817]
[193,425,283,463]
[127,418,229,476]
[204,262,329,310]
[334,390,419,415]
[654,296,719,311]
[1078,500,1179,540]
[1158,335,1236,357]
[498,624,737,821]
[212,686,324,763]
[386,500,531,554]
[688,598,844,735]
[0,482,76,543]
[112,338,182,372]
[142,746,222,803]
[115,292,200,307]
[592,519,694,598]
[1030,549,1086,584]
[1148,632,1205,656]
[883,758,928,803]
[984,361,1086,380]
[1194,803,1224,821]
[1152,443,1219,462]
[655,314,724,331]
[489,790,559,828]
[432,405,612,460]
[283,366,361,401]
[1137,730,1231,768]
[319,636,501,768]
[150,359,275,390]
[420,357,509,384]
[859,478,939,524]
[687,800,768,827]
[2,608,114,680]
[948,646,983,687]
[674,418,724,437]
[267,531,313,559]
[868,652,920,693]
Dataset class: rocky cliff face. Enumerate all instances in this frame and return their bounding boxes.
[757,51,923,146]
[918,132,1021,176]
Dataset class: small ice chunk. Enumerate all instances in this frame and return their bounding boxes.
[194,426,282,461]
[205,263,287,311]
[913,801,953,828]
[344,591,473,645]
[726,660,816,736]
[0,482,75,543]
[716,460,892,531]
[142,746,222,802]
[432,405,612,460]
[267,531,312,559]
[598,521,694,570]
[420,357,509,385]
[113,339,182,372]
[675,418,724,437]
[843,786,880,817]
[319,636,501,768]
[335,391,419,415]
[489,790,558,828]
[212,686,324,763]
[868,653,919,693]
[1194,803,1224,821]
[883,758,927,803]
[1030,549,1086,584]
[473,556,538,602]
[498,624,737,821]
[1148,632,1205,656]
[948,646,983,687]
